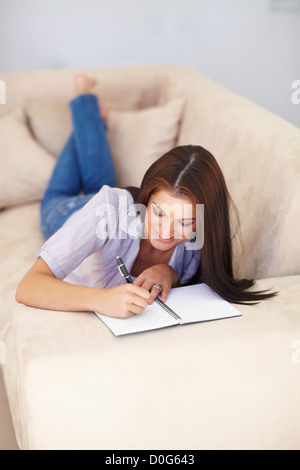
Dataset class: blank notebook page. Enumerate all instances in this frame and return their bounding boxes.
[165,284,242,324]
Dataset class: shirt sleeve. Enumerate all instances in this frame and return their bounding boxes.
[37,186,126,280]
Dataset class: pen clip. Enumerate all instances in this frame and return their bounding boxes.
[117,264,124,277]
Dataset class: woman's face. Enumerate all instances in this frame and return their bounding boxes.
[144,190,197,251]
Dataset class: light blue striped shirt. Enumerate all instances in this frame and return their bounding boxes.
[37,186,201,288]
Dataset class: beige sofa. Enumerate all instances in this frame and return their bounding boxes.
[0,65,299,450]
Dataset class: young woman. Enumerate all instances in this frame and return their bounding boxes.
[15,75,275,318]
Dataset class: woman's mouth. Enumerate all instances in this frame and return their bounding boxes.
[155,229,174,242]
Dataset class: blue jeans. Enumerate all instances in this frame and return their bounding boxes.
[40,94,117,240]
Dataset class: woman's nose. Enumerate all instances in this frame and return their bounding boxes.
[159,218,174,238]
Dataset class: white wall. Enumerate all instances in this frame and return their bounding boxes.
[0,0,299,126]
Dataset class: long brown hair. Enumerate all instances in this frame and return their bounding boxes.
[126,145,276,304]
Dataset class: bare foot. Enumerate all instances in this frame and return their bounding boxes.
[74,74,97,95]
[74,74,109,122]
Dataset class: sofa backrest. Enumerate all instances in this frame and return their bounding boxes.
[0,66,181,116]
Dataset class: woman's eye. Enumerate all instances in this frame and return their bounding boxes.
[181,221,193,227]
[153,208,164,217]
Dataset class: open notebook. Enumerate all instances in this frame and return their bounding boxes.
[94,283,242,336]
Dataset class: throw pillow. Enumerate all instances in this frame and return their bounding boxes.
[107,99,184,187]
[0,108,56,209]
[26,99,72,157]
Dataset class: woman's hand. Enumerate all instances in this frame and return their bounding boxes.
[94,284,151,319]
[133,264,179,304]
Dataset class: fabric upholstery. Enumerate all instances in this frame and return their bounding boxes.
[1,203,300,450]
[0,107,55,209]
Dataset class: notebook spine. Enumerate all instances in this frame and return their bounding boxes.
[155,298,181,321]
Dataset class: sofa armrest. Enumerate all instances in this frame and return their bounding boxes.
[178,72,300,279]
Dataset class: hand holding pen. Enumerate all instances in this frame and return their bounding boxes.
[116,256,170,309]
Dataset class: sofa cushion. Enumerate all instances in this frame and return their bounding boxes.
[107,99,184,187]
[26,99,73,157]
[26,98,184,187]
[0,108,56,210]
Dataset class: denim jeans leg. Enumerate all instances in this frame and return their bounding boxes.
[40,134,83,237]
[70,93,117,193]
[42,135,82,200]
[40,94,117,240]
